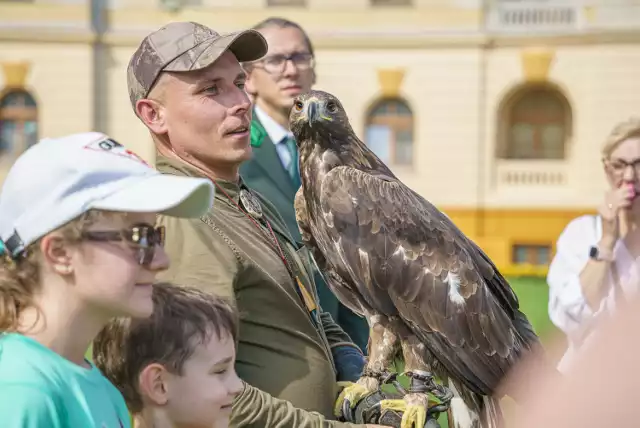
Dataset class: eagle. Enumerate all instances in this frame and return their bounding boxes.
[289,90,543,428]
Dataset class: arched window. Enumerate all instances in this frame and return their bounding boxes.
[500,86,571,160]
[0,90,38,158]
[365,98,414,166]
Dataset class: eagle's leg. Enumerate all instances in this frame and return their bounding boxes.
[335,313,401,418]
[380,335,453,428]
[361,313,402,386]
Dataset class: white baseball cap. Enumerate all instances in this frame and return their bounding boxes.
[0,132,214,257]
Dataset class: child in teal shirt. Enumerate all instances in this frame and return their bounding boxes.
[0,334,129,427]
[0,132,213,427]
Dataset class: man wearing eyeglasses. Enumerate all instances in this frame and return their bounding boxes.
[240,17,370,360]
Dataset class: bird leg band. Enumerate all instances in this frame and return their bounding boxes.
[400,370,454,417]
[362,367,396,382]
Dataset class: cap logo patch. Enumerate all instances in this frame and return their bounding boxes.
[84,137,150,167]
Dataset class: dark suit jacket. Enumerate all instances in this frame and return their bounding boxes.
[240,112,369,353]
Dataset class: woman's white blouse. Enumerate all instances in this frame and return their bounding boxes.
[547,214,640,371]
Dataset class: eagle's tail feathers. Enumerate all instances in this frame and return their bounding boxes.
[446,381,504,428]
[447,380,480,428]
[480,396,504,428]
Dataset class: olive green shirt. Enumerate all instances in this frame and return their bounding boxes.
[156,157,361,427]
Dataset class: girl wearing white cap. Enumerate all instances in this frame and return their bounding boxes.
[0,132,214,427]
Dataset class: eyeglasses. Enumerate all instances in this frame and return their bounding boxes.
[605,158,640,177]
[81,223,165,266]
[252,52,315,75]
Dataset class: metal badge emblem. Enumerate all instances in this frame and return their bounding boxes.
[239,188,263,219]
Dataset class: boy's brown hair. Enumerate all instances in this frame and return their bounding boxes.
[93,282,239,414]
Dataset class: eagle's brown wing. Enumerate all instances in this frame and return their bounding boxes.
[316,165,538,395]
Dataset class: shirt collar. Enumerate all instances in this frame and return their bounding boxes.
[156,154,246,204]
[254,105,293,145]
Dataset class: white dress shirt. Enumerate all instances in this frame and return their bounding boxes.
[547,214,640,371]
[254,105,295,171]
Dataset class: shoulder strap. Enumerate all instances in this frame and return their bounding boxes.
[200,214,243,267]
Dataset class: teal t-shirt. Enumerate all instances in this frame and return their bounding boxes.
[0,333,130,428]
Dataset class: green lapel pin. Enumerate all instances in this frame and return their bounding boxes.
[250,118,267,148]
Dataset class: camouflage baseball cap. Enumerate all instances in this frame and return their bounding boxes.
[127,21,267,109]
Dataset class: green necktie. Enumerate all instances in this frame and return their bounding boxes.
[283,136,301,188]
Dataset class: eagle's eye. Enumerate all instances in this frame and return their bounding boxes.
[294,101,304,111]
[326,101,337,113]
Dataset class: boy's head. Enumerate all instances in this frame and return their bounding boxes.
[93,282,243,428]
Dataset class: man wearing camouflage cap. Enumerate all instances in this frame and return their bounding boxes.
[125,21,390,428]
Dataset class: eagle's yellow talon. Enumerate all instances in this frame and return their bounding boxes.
[378,398,406,412]
[334,381,373,418]
[379,398,427,428]
[403,404,427,428]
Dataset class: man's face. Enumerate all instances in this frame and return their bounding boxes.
[152,51,253,171]
[245,25,315,112]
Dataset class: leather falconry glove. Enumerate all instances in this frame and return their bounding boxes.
[336,382,445,428]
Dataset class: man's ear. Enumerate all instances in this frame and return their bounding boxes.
[40,234,74,276]
[136,99,168,135]
[138,363,170,407]
[244,67,258,98]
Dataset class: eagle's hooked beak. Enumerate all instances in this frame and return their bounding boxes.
[304,98,333,125]
[306,100,319,124]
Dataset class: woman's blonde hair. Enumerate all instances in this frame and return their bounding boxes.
[602,117,640,159]
[0,210,109,332]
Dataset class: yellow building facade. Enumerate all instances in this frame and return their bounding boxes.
[1,0,639,275]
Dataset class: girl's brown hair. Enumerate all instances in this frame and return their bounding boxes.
[0,210,107,332]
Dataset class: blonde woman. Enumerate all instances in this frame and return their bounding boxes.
[547,117,640,371]
[0,132,213,427]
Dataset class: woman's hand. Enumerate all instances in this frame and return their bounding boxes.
[599,184,636,243]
